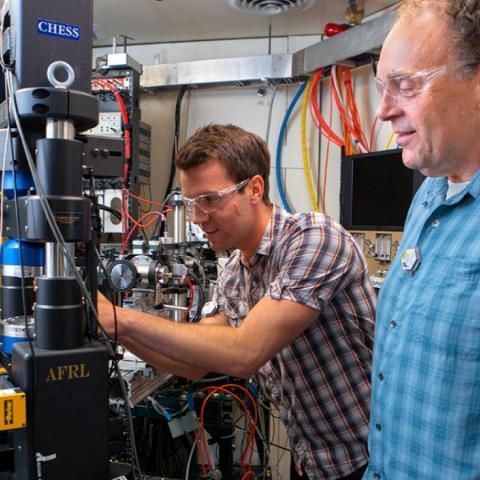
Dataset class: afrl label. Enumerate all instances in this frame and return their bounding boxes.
[37,19,80,40]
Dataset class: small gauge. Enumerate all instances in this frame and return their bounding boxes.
[107,260,137,292]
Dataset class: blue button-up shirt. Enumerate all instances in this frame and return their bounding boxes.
[365,169,480,480]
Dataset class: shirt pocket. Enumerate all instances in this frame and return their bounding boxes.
[414,255,480,359]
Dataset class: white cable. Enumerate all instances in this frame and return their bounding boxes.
[115,364,144,480]
[184,433,200,480]
[0,126,9,243]
[0,0,12,242]
[0,0,10,70]
[265,84,279,145]
[146,395,172,421]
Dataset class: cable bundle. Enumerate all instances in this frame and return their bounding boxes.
[197,383,258,479]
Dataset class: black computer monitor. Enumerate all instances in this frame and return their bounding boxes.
[340,148,425,231]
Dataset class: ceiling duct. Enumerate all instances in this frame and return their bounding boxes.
[228,0,314,16]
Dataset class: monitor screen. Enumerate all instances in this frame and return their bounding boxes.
[340,148,425,231]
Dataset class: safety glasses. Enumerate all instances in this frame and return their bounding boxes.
[375,60,478,101]
[183,178,250,220]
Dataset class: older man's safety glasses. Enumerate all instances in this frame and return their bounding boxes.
[183,178,250,220]
[375,60,478,101]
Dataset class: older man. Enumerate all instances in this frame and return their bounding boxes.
[365,1,480,479]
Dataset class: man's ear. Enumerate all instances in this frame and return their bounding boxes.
[249,175,264,204]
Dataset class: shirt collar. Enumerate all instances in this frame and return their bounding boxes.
[255,204,276,257]
[424,169,480,205]
[465,168,480,200]
[255,204,289,257]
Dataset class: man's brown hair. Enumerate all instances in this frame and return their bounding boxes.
[176,124,271,203]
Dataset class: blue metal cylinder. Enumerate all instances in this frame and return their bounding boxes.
[0,238,45,266]
[2,171,34,198]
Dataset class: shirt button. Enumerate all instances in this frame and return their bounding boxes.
[373,473,381,480]
[376,423,382,431]
[378,372,384,381]
[390,320,397,329]
[432,219,440,228]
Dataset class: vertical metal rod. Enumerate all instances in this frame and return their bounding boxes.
[45,243,75,277]
[44,119,76,277]
[172,293,186,322]
[46,119,75,140]
[167,192,186,243]
[172,204,186,243]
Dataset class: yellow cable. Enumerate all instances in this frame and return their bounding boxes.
[386,131,395,149]
[301,77,319,212]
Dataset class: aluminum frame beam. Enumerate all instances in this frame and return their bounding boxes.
[140,10,397,90]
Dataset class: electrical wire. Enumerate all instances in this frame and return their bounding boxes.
[321,83,334,214]
[120,210,168,255]
[182,253,206,290]
[276,81,307,212]
[3,76,40,459]
[120,191,173,248]
[386,131,396,149]
[181,276,195,322]
[186,271,205,323]
[98,203,122,221]
[330,66,369,153]
[0,125,9,244]
[165,85,189,199]
[115,362,145,480]
[300,77,319,212]
[146,395,173,422]
[309,69,344,147]
[199,384,259,477]
[184,432,200,480]
[344,69,369,150]
[0,0,12,71]
[265,84,278,145]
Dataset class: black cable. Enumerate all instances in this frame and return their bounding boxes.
[164,85,189,200]
[186,270,205,321]
[4,74,39,457]
[98,203,122,221]
[175,257,206,322]
[93,242,146,479]
[151,188,177,239]
[93,243,119,353]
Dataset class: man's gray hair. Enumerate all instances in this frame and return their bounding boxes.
[398,0,480,63]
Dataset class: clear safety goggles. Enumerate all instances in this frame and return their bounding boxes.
[183,178,250,220]
[375,60,478,101]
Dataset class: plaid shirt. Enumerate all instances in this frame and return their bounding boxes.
[213,206,376,479]
[365,170,480,480]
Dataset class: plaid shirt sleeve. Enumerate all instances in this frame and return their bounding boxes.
[268,215,366,311]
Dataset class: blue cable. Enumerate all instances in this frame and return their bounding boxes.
[276,80,307,212]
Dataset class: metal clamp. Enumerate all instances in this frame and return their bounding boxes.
[47,61,75,89]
